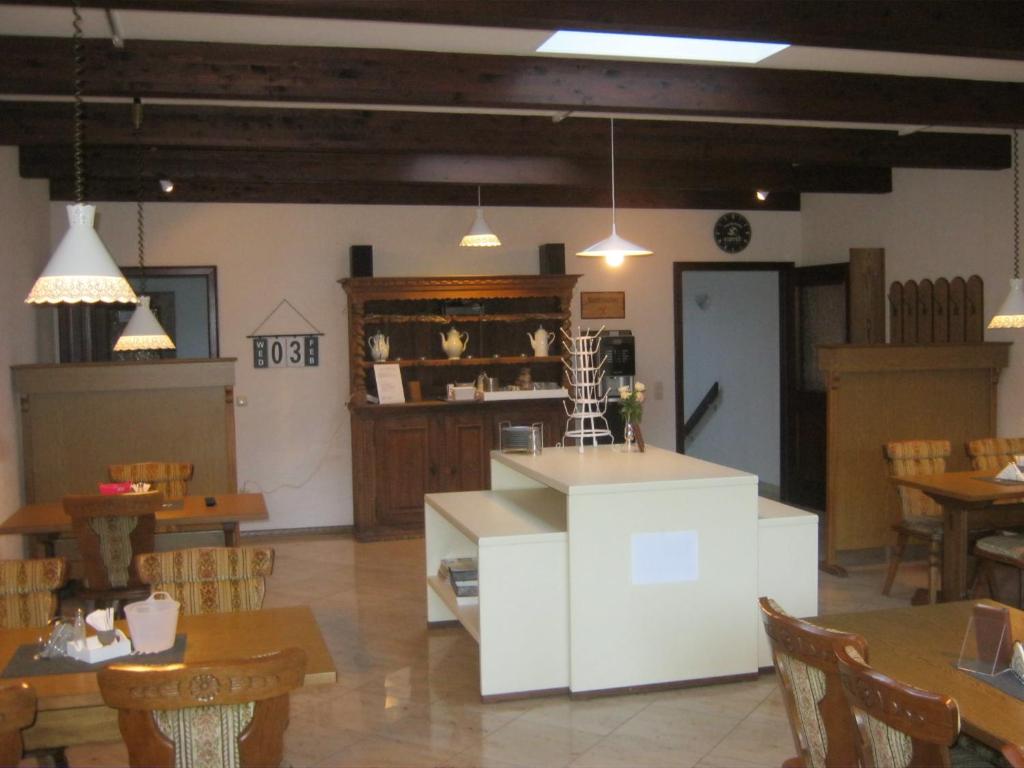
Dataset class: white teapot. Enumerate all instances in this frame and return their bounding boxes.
[368,332,390,362]
[527,326,555,357]
[440,328,469,359]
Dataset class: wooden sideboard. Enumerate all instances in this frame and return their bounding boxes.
[817,343,1009,571]
[341,274,579,540]
[12,359,238,503]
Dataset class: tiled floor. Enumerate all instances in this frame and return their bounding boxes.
[52,533,926,768]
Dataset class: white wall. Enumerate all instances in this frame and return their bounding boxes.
[0,147,51,555]
[54,202,800,530]
[803,167,1023,435]
[682,270,781,485]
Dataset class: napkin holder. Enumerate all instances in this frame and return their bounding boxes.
[995,462,1024,482]
[67,630,132,663]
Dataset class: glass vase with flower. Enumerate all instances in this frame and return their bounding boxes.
[617,381,646,452]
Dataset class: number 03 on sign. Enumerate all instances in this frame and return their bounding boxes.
[253,335,320,368]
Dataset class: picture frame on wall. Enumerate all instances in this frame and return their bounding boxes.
[580,291,626,319]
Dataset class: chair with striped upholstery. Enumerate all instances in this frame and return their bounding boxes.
[0,558,67,629]
[0,683,37,767]
[758,597,866,768]
[882,440,951,604]
[108,462,194,500]
[98,647,305,768]
[134,547,274,615]
[965,437,1024,471]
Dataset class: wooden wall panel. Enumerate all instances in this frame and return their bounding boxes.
[818,343,1008,568]
[848,248,886,344]
[13,360,237,503]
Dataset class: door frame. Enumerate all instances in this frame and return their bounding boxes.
[673,261,796,497]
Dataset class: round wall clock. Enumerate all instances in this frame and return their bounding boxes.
[713,212,752,254]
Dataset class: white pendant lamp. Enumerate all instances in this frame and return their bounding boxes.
[989,130,1024,329]
[577,117,653,267]
[459,186,502,247]
[114,99,175,352]
[25,0,135,305]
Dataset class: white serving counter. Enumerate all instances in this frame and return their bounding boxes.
[425,445,817,699]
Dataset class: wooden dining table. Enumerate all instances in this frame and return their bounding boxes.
[0,606,336,750]
[814,600,1023,750]
[0,493,269,558]
[890,469,1024,602]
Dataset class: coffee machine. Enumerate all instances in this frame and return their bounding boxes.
[598,330,635,399]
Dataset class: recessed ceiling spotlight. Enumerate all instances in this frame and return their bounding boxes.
[756,189,770,202]
[537,31,789,64]
[159,179,174,194]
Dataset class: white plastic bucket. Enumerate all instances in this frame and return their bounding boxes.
[124,591,180,653]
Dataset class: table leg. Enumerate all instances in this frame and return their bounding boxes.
[223,522,240,547]
[942,504,970,602]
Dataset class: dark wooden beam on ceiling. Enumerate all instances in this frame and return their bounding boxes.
[46,176,803,210]
[19,145,893,194]
[0,102,1010,170]
[12,1,1024,60]
[3,38,1024,128]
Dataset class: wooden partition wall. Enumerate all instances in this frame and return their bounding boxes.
[817,343,1009,571]
[12,359,238,503]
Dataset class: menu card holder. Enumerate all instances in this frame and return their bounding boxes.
[957,603,1013,677]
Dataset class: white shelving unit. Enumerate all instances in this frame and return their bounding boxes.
[425,487,569,698]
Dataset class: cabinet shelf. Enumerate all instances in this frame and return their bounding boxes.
[365,313,565,324]
[360,355,561,369]
[427,575,480,642]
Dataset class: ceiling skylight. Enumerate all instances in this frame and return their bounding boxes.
[537,31,789,64]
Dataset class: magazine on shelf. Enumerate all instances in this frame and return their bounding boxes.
[438,556,478,581]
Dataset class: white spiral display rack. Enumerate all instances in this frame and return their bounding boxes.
[561,327,612,451]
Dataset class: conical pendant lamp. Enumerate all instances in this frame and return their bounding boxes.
[459,186,502,247]
[989,130,1024,329]
[25,0,135,305]
[577,118,652,267]
[114,99,175,353]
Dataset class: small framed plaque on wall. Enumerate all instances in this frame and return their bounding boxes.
[580,291,625,319]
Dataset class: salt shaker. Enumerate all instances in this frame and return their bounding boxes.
[73,608,86,646]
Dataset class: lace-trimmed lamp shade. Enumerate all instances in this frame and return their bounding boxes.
[459,186,501,247]
[113,296,175,351]
[26,204,137,304]
[989,130,1024,329]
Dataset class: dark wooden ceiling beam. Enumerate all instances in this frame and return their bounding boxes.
[0,102,1009,170]
[45,176,803,210]
[3,38,1024,128]
[11,1,1024,60]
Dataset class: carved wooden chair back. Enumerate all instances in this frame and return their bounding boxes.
[134,547,275,615]
[0,558,67,629]
[834,642,959,768]
[758,597,867,768]
[108,462,194,500]
[98,647,306,768]
[0,683,36,766]
[965,437,1024,471]
[62,492,161,594]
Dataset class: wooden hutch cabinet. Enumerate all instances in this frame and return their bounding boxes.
[342,274,579,540]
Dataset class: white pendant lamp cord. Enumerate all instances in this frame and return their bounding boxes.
[609,117,617,231]
[1014,130,1020,281]
[477,185,482,208]
[72,0,85,205]
[133,97,147,293]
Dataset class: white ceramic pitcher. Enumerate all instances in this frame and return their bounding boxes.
[440,328,469,359]
[527,326,555,357]
[368,332,390,362]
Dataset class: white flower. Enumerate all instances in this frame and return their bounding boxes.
[635,392,645,403]
[618,386,630,399]
[635,382,646,392]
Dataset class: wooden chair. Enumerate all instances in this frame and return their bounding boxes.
[882,440,950,604]
[134,546,275,615]
[758,597,867,768]
[0,683,37,767]
[834,642,960,768]
[971,533,1024,608]
[965,438,1024,471]
[63,491,162,607]
[0,558,67,629]
[98,647,306,768]
[1003,744,1024,768]
[108,462,194,499]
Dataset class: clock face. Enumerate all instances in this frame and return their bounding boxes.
[714,212,752,254]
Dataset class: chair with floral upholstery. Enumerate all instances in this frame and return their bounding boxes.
[98,647,306,768]
[63,491,161,607]
[134,547,275,615]
[758,597,866,768]
[965,437,1024,471]
[0,683,37,767]
[0,558,67,629]
[882,440,951,604]
[835,642,965,768]
[108,462,194,500]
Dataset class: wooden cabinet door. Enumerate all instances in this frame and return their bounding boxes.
[373,413,444,528]
[443,411,490,491]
